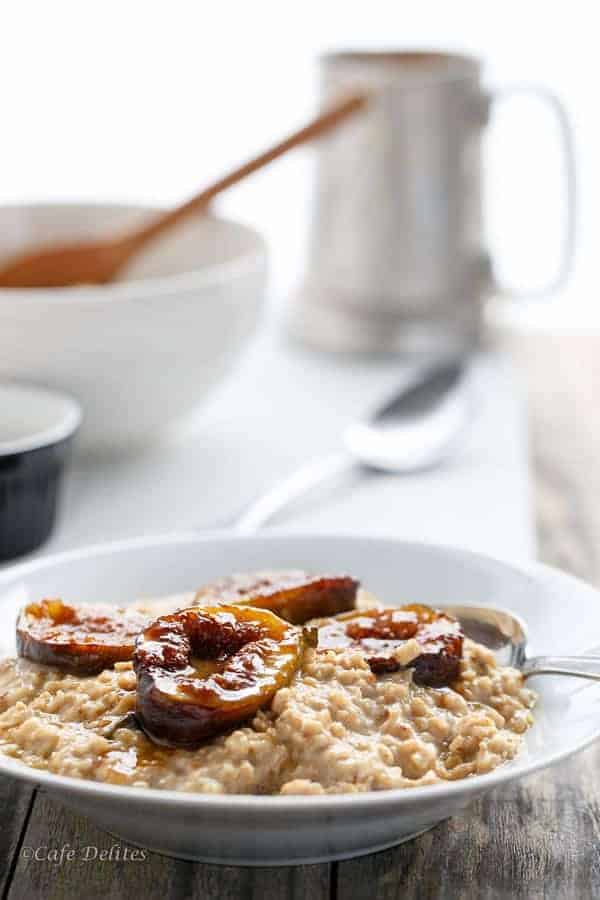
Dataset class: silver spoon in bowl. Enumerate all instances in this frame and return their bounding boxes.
[444,605,600,681]
[233,359,469,533]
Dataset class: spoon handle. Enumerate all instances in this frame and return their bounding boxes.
[523,655,600,681]
[127,94,368,252]
[233,453,351,533]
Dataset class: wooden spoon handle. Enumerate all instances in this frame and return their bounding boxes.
[128,93,368,251]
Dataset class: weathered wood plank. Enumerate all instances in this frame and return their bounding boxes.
[0,775,35,898]
[6,791,330,900]
[509,332,600,586]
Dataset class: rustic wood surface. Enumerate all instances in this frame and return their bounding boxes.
[2,334,598,899]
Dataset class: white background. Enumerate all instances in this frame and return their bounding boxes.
[0,2,540,561]
[0,0,592,316]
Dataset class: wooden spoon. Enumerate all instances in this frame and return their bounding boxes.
[0,94,367,289]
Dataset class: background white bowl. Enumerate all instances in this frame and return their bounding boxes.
[0,204,267,451]
[0,533,599,865]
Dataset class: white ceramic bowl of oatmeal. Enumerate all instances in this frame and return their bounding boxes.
[0,533,599,865]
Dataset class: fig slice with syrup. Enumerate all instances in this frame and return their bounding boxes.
[134,604,304,748]
[16,598,149,675]
[315,604,464,687]
[194,570,358,624]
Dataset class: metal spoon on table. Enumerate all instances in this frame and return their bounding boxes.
[445,604,600,681]
[233,359,469,533]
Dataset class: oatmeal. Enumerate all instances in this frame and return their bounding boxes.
[0,635,535,795]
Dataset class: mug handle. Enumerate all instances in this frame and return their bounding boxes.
[486,84,577,299]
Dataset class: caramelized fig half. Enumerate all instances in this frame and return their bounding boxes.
[134,604,304,748]
[316,604,463,687]
[16,599,149,675]
[195,570,358,624]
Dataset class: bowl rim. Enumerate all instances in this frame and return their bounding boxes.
[0,203,267,304]
[0,530,598,812]
[0,380,82,455]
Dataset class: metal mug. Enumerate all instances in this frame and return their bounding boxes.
[289,51,576,355]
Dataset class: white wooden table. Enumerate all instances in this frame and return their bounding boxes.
[48,324,534,563]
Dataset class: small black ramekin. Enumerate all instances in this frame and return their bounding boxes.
[0,383,81,561]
